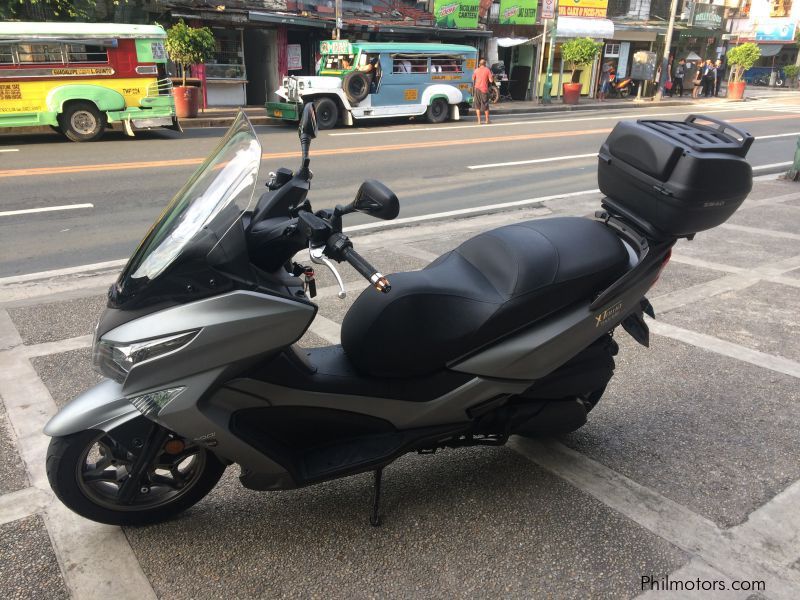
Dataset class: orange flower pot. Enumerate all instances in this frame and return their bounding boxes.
[562,82,582,105]
[173,86,200,119]
[727,81,746,100]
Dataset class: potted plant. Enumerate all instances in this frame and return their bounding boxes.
[726,43,761,100]
[165,20,216,118]
[560,37,602,105]
[783,64,799,89]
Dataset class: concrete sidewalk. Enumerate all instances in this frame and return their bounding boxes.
[1,176,800,599]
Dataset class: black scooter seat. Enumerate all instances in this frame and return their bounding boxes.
[341,217,630,378]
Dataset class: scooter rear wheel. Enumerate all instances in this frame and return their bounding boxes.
[46,417,225,526]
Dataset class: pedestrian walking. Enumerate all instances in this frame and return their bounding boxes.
[673,59,686,97]
[472,58,494,125]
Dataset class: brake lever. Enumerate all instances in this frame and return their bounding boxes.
[309,244,346,299]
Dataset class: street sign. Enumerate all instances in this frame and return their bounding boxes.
[542,0,557,19]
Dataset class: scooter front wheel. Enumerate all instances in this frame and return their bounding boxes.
[46,417,225,526]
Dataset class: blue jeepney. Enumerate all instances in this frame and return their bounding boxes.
[266,41,477,129]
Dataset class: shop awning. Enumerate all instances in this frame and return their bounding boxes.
[758,44,783,57]
[556,17,614,39]
[496,37,530,47]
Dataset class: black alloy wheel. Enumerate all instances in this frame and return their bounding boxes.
[313,97,339,130]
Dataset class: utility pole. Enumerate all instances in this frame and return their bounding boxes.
[334,0,343,40]
[653,0,679,102]
[542,3,559,104]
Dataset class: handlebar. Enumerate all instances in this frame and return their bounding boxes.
[342,246,391,293]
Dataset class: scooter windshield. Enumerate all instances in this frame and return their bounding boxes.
[115,112,261,299]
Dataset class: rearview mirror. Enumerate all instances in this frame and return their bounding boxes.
[351,180,400,220]
[299,103,318,139]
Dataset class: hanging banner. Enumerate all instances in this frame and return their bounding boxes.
[558,0,608,17]
[542,0,557,19]
[434,0,481,29]
[498,0,538,24]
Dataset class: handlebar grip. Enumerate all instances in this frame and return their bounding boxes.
[342,247,391,293]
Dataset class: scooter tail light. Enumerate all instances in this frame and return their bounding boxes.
[649,248,672,288]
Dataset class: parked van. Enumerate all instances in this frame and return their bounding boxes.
[266,41,477,129]
[0,22,178,141]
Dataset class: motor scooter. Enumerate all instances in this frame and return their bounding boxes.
[44,107,754,527]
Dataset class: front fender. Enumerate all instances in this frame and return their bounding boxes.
[421,84,463,106]
[46,85,126,113]
[43,379,139,437]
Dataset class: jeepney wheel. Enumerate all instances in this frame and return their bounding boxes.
[313,98,339,130]
[426,98,449,124]
[60,101,106,142]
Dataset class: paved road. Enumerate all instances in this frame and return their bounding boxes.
[1,175,799,599]
[2,95,800,277]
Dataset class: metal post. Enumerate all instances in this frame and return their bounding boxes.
[543,18,558,104]
[334,0,343,40]
[788,136,800,181]
[537,20,549,102]
[654,0,679,102]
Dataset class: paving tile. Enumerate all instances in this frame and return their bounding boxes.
[660,281,800,363]
[125,446,686,599]
[7,295,106,345]
[0,399,28,494]
[727,203,800,235]
[649,261,724,297]
[31,347,102,408]
[564,334,800,528]
[0,515,68,600]
[667,227,798,269]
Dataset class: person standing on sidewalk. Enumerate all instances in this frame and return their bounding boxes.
[701,59,715,97]
[598,61,613,101]
[472,58,494,125]
[673,59,686,97]
[714,59,724,96]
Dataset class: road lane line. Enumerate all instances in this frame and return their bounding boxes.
[0,259,127,285]
[752,161,792,170]
[0,148,20,152]
[0,113,791,180]
[328,107,742,136]
[755,132,800,139]
[468,153,598,170]
[0,203,93,217]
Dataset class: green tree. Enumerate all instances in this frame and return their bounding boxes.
[560,37,603,82]
[727,43,761,84]
[165,20,216,87]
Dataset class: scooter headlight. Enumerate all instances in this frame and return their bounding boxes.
[92,330,199,383]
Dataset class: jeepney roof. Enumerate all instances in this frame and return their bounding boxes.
[324,41,476,55]
[0,22,166,40]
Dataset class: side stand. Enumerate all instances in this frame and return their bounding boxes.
[370,467,383,527]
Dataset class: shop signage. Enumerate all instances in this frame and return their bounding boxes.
[754,18,796,41]
[557,0,608,18]
[287,44,302,71]
[690,4,723,29]
[499,0,538,24]
[542,0,557,19]
[434,0,481,29]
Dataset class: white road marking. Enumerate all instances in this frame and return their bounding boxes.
[755,132,800,139]
[0,203,93,217]
[327,107,741,136]
[0,258,127,286]
[752,161,793,170]
[0,148,20,153]
[344,189,600,232]
[467,153,597,170]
